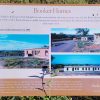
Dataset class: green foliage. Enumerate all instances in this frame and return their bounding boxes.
[72,96,100,100]
[87,0,100,4]
[0,96,100,100]
[51,55,54,61]
[0,51,24,57]
[77,41,85,48]
[0,96,72,100]
[0,0,100,4]
[77,40,92,50]
[51,68,61,76]
[64,0,88,4]
[3,58,48,68]
[51,33,67,42]
[75,28,90,36]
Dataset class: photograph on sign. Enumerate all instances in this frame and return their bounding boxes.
[0,34,50,78]
[51,28,100,53]
[51,54,100,77]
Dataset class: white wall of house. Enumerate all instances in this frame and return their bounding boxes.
[81,37,88,41]
[64,67,67,71]
[94,33,100,44]
[63,66,100,72]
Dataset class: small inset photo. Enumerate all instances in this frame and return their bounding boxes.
[51,54,100,77]
[51,28,100,52]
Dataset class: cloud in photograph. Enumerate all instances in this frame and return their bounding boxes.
[0,40,47,50]
[0,34,8,39]
[0,34,49,50]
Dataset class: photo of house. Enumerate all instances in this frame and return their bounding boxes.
[51,28,100,52]
[24,48,49,59]
[94,33,100,44]
[51,54,100,76]
[0,34,49,70]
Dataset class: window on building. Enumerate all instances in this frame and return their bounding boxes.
[75,68,77,70]
[35,51,37,55]
[45,50,48,56]
[28,54,33,56]
[77,68,79,70]
[85,67,87,70]
[72,67,74,71]
[88,67,90,70]
[93,67,94,71]
[35,50,40,55]
[95,67,97,70]
[98,68,99,70]
[82,67,84,70]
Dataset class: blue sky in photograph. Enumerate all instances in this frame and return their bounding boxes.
[52,55,100,64]
[51,28,100,35]
[0,34,49,50]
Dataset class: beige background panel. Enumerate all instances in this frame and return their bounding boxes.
[0,78,100,96]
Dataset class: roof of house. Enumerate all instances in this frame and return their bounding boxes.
[25,48,49,50]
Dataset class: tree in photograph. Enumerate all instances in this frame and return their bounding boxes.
[51,55,55,62]
[87,0,100,4]
[75,28,90,36]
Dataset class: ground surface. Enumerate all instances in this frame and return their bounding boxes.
[52,40,100,52]
[51,40,76,52]
[57,71,100,76]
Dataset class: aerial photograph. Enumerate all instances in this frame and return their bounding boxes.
[51,54,100,76]
[51,28,100,52]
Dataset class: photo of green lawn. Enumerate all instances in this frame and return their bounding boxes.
[0,0,100,4]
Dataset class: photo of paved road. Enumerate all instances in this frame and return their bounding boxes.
[51,28,100,52]
[52,40,76,52]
